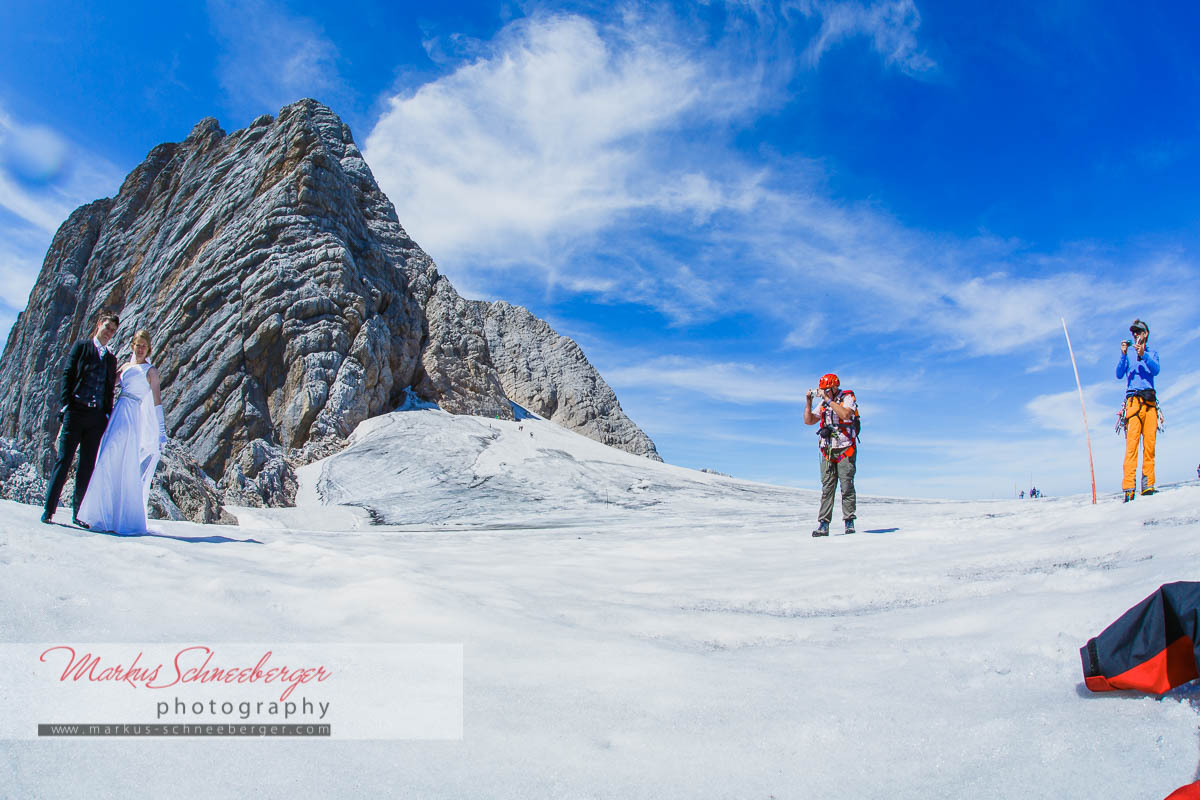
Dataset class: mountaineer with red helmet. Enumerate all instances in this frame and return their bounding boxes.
[804,373,860,537]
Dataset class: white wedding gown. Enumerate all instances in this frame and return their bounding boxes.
[77,362,162,534]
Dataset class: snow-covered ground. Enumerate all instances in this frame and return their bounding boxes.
[3,406,1199,798]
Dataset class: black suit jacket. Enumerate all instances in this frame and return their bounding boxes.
[60,340,119,417]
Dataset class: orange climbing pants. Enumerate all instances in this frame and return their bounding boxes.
[1123,395,1157,491]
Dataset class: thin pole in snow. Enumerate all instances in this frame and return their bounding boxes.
[1061,317,1097,504]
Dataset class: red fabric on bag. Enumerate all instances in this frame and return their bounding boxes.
[1164,781,1200,800]
[1085,635,1199,694]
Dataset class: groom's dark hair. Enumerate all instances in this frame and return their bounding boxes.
[95,310,120,328]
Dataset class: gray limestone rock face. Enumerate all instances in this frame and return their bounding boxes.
[480,302,661,461]
[0,99,659,516]
[219,438,298,508]
[0,438,47,506]
[148,441,237,525]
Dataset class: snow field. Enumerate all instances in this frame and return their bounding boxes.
[3,407,1198,798]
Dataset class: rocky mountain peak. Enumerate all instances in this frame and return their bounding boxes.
[0,99,660,518]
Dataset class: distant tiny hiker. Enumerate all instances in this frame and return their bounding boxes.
[805,373,859,537]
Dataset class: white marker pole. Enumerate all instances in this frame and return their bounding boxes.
[1061,317,1097,504]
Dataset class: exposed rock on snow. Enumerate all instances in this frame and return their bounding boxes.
[218,438,298,508]
[0,99,658,517]
[0,438,46,506]
[0,433,235,524]
[145,441,236,525]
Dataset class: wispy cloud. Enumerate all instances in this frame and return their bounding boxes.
[1025,368,1200,490]
[365,12,764,272]
[600,171,1190,359]
[1025,381,1112,435]
[606,353,917,406]
[0,226,48,308]
[207,0,349,117]
[790,0,937,75]
[607,356,814,406]
[0,172,67,233]
[923,269,1139,357]
[360,8,1200,365]
[1160,368,1200,432]
[0,105,124,343]
[354,3,1199,498]
[784,314,825,349]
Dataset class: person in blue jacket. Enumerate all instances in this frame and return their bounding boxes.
[1116,318,1159,501]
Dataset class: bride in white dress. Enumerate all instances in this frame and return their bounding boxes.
[77,329,167,534]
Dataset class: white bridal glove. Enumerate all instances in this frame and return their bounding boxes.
[155,405,168,445]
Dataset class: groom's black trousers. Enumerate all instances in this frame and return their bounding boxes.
[43,406,107,517]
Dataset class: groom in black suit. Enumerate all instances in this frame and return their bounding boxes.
[42,311,120,526]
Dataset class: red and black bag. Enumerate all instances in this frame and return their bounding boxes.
[1081,581,1200,694]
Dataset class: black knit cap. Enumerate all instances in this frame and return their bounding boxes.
[1129,318,1149,335]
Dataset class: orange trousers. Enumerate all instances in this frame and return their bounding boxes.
[1123,396,1157,491]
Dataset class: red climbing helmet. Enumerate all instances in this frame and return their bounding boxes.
[818,373,840,390]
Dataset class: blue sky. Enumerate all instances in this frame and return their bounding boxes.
[2,0,1198,499]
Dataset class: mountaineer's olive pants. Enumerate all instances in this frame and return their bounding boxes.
[818,448,856,523]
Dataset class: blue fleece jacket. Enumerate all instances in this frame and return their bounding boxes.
[1116,347,1160,394]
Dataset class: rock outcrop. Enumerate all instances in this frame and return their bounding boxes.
[0,438,46,506]
[0,100,659,517]
[147,442,238,525]
[480,302,659,460]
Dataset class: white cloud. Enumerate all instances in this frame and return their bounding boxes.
[924,271,1137,356]
[607,356,812,405]
[791,0,936,75]
[0,227,46,308]
[365,13,756,269]
[1158,369,1200,435]
[1025,367,1200,439]
[687,176,1200,359]
[0,171,68,233]
[361,6,1199,364]
[605,354,914,406]
[207,0,348,117]
[784,314,825,349]
[0,104,125,344]
[1025,382,1113,435]
[1161,369,1200,406]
